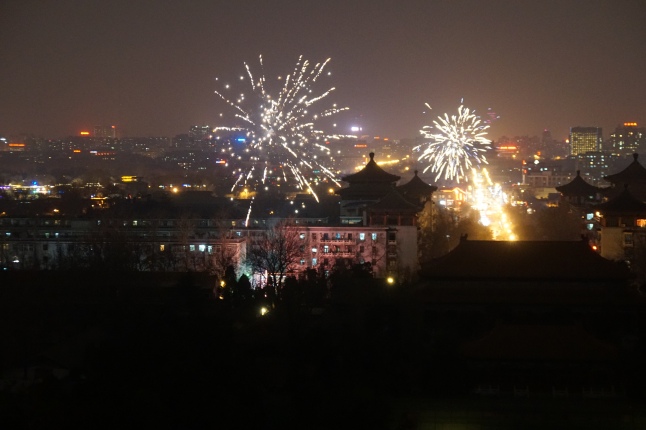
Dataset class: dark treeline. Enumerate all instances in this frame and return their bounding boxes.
[3,268,646,429]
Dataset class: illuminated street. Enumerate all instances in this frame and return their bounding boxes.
[470,168,517,240]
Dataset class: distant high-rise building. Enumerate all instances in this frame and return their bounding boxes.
[569,127,602,156]
[189,125,211,140]
[93,125,117,138]
[541,129,552,145]
[609,122,646,155]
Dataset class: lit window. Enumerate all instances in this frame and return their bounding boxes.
[637,219,646,228]
[359,233,365,241]
[299,233,306,239]
[189,245,196,252]
[311,247,317,253]
[323,245,329,254]
[371,233,378,241]
[199,244,206,252]
[160,244,165,251]
[312,258,317,266]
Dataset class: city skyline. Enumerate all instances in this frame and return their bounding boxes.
[1,0,645,141]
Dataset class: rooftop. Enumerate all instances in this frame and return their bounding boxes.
[340,152,401,184]
[419,237,630,282]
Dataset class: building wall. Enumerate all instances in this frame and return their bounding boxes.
[599,226,628,261]
[599,215,646,261]
[233,224,418,279]
[570,127,602,156]
[524,171,573,188]
[0,217,419,281]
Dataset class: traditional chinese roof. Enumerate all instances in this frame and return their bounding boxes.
[397,170,438,200]
[368,189,423,213]
[604,153,646,185]
[555,170,603,197]
[419,237,629,282]
[341,152,401,184]
[594,185,646,215]
[337,182,395,200]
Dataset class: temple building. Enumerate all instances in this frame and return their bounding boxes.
[414,236,636,397]
[595,185,646,261]
[603,153,646,201]
[555,170,605,208]
[396,170,438,205]
[338,152,402,225]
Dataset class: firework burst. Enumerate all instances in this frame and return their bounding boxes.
[415,104,491,183]
[214,55,350,208]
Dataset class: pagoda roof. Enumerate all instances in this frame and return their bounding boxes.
[368,189,423,212]
[604,153,646,185]
[419,237,629,282]
[337,182,395,200]
[397,170,438,197]
[594,185,646,215]
[555,171,604,196]
[341,152,401,184]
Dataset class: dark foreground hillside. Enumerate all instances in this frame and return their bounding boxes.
[2,271,646,429]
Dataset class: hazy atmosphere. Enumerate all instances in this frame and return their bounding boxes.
[1,0,645,140]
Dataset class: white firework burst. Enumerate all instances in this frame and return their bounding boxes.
[415,104,491,183]
[214,55,350,206]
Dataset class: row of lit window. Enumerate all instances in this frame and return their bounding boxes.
[297,232,380,241]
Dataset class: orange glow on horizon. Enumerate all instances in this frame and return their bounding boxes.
[80,131,90,135]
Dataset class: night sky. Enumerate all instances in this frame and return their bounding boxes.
[1,0,644,141]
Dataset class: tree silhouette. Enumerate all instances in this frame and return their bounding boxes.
[245,219,302,303]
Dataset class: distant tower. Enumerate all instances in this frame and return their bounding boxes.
[569,126,602,156]
[93,125,117,138]
[541,129,553,145]
[609,122,646,155]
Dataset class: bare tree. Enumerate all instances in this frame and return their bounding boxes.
[245,219,302,301]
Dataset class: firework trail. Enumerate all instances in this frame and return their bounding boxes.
[415,104,491,183]
[213,55,351,221]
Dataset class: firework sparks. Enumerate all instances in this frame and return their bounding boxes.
[214,55,350,216]
[415,104,491,183]
[470,168,516,240]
